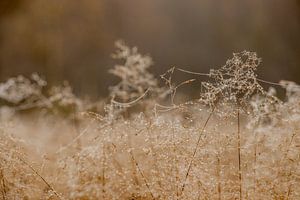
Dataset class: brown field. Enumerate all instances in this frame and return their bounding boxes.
[0,43,299,199]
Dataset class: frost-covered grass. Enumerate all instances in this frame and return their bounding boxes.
[0,42,299,199]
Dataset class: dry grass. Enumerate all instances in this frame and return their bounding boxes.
[0,42,299,199]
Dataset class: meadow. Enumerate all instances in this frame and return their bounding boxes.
[0,42,299,199]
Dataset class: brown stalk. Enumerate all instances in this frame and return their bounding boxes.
[129,151,155,200]
[217,155,221,200]
[171,127,180,200]
[0,168,7,200]
[102,143,106,200]
[253,130,258,200]
[284,132,296,200]
[180,107,215,197]
[18,157,63,200]
[237,108,242,200]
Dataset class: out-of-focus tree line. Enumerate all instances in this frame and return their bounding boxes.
[0,0,299,97]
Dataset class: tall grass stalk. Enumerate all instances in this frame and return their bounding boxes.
[253,130,258,200]
[129,151,156,200]
[237,108,242,200]
[217,154,221,200]
[180,107,215,196]
[18,157,63,200]
[102,143,106,200]
[0,168,7,200]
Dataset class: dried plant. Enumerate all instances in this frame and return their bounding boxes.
[0,73,48,108]
[199,51,265,111]
[109,40,161,103]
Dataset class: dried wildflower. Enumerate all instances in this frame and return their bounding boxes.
[0,74,85,116]
[48,81,82,113]
[109,40,161,102]
[0,73,46,105]
[200,51,265,110]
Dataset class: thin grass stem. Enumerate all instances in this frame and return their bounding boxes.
[102,143,106,200]
[18,157,63,200]
[0,168,7,200]
[237,108,242,200]
[180,107,215,197]
[129,151,156,200]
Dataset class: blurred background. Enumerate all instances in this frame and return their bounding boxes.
[0,0,299,98]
